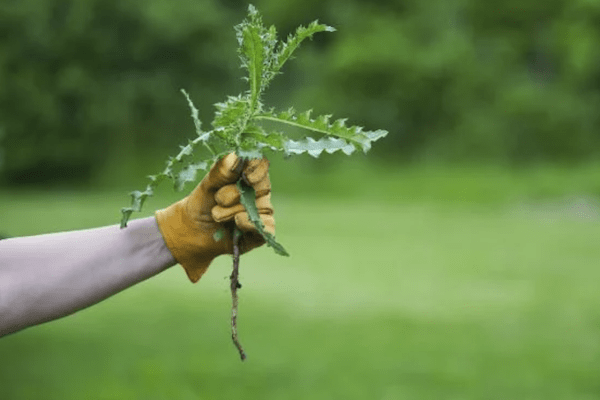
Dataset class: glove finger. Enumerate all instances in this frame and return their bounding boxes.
[243,158,269,185]
[212,203,244,222]
[252,174,271,197]
[212,194,273,222]
[199,153,241,194]
[235,212,275,235]
[215,179,272,206]
[215,174,271,207]
[255,193,274,214]
[215,184,240,207]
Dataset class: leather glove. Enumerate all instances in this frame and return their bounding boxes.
[155,153,275,283]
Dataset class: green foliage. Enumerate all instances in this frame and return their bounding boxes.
[0,127,5,172]
[256,109,388,156]
[0,0,241,185]
[120,5,388,249]
[2,0,600,187]
[296,0,600,162]
[212,227,226,242]
[237,180,289,256]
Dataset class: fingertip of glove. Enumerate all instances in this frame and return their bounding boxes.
[220,153,242,178]
[243,158,269,185]
[212,204,245,222]
[215,184,241,207]
[262,214,276,235]
[235,212,275,235]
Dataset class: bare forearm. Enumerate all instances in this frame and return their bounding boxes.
[0,217,176,337]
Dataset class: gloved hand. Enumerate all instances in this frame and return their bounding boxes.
[155,153,275,283]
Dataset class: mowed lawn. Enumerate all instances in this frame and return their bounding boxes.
[1,177,600,399]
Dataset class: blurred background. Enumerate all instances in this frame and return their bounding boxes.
[1,0,600,399]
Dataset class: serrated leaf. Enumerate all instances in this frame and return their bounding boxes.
[352,129,389,153]
[147,174,167,186]
[236,147,263,159]
[245,124,285,150]
[178,144,194,158]
[181,90,223,154]
[120,187,154,228]
[213,95,249,131]
[181,89,203,137]
[120,209,134,229]
[262,25,279,82]
[130,189,153,210]
[256,132,284,150]
[237,137,263,159]
[121,6,388,233]
[274,21,335,74]
[284,137,356,157]
[236,6,265,110]
[256,109,388,153]
[237,180,289,256]
[174,161,208,191]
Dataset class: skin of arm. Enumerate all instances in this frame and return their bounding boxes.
[0,216,177,337]
[0,154,273,338]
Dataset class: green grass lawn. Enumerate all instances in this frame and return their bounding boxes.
[1,166,600,399]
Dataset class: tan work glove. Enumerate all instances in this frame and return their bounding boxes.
[155,153,275,283]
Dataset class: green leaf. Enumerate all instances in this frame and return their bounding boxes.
[274,21,335,74]
[245,124,285,151]
[177,144,194,159]
[213,228,226,242]
[256,109,388,153]
[181,89,203,137]
[236,5,266,110]
[120,187,154,228]
[237,180,289,256]
[283,136,356,157]
[120,6,387,232]
[174,161,208,191]
[147,174,167,186]
[120,209,134,229]
[213,95,249,130]
[236,147,263,160]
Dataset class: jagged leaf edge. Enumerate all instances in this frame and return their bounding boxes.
[274,21,336,74]
[255,109,388,153]
[237,180,289,256]
[283,136,356,158]
[235,5,266,111]
[120,92,221,228]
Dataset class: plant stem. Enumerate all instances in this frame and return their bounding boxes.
[230,227,246,361]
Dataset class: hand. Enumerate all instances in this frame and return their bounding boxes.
[155,153,275,282]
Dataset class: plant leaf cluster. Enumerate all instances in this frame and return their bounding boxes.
[120,5,388,253]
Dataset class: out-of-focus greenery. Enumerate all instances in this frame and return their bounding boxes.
[1,167,600,398]
[2,2,599,397]
[1,0,599,185]
[0,0,240,184]
[306,0,600,163]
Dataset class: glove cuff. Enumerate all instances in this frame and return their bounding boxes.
[155,201,218,283]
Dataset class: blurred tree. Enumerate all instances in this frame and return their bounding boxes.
[0,0,239,185]
[1,0,599,187]
[290,0,600,163]
[0,126,5,172]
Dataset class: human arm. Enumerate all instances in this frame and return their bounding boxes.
[0,217,175,337]
[0,154,274,337]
